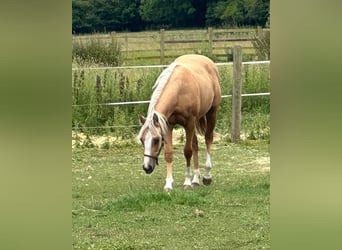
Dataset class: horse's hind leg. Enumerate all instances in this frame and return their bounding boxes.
[191,133,200,186]
[203,107,218,185]
[183,121,195,189]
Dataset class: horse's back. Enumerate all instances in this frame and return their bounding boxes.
[174,54,221,108]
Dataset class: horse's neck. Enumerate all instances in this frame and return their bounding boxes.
[154,87,177,120]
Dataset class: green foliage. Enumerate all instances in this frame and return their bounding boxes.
[252,28,270,60]
[220,0,245,26]
[72,0,142,33]
[72,0,270,33]
[72,67,162,136]
[72,36,122,66]
[72,63,270,140]
[139,0,196,29]
[242,64,270,113]
[206,0,269,27]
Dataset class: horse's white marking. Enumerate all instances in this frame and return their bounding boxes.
[183,166,192,187]
[143,132,153,167]
[164,177,174,191]
[204,152,212,179]
[192,169,200,185]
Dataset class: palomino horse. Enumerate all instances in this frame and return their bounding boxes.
[138,54,221,191]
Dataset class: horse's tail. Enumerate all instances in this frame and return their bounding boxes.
[195,116,207,136]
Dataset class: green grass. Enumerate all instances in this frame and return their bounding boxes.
[72,140,270,249]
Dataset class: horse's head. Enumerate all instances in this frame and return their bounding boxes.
[138,113,165,174]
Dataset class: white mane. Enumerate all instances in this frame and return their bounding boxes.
[147,62,177,116]
[138,62,177,139]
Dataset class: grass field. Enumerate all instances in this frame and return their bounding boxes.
[72,138,270,249]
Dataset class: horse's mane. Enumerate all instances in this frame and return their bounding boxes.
[148,62,177,115]
[138,62,177,138]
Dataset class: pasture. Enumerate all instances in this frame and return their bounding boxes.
[72,137,270,249]
[72,28,270,249]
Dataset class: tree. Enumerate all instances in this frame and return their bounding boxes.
[72,0,270,33]
[92,0,142,32]
[220,0,245,26]
[139,0,196,28]
[205,0,269,27]
[244,0,270,26]
[72,0,97,33]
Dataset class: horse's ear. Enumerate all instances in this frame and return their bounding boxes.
[138,115,146,125]
[153,113,160,127]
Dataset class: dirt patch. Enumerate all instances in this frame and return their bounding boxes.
[72,129,223,148]
[255,156,270,172]
[72,131,119,148]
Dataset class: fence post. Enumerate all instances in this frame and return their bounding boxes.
[110,32,116,44]
[257,26,263,39]
[125,34,128,53]
[160,29,165,64]
[231,46,242,143]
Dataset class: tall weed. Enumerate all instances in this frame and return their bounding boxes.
[72,36,122,66]
[252,29,270,60]
[72,63,270,141]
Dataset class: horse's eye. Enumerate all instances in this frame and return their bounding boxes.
[153,138,159,145]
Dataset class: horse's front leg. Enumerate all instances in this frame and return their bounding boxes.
[191,133,200,186]
[164,127,173,192]
[183,123,195,189]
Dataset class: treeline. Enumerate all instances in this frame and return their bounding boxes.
[72,0,269,34]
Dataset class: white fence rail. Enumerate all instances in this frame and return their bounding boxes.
[72,60,270,107]
[72,60,270,71]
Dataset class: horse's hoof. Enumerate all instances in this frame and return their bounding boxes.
[164,187,172,192]
[191,182,200,188]
[183,185,192,190]
[203,177,212,186]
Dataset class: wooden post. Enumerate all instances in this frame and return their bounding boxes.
[231,46,242,143]
[160,29,165,64]
[110,31,116,47]
[110,31,116,45]
[257,26,263,39]
[208,27,213,56]
[125,34,128,53]
[226,47,233,62]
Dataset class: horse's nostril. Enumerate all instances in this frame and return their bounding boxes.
[143,165,154,174]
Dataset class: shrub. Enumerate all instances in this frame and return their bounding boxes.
[72,36,122,66]
[252,29,270,60]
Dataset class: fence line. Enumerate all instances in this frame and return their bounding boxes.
[72,60,270,71]
[73,27,270,63]
[72,92,270,107]
[72,60,270,107]
[72,92,270,130]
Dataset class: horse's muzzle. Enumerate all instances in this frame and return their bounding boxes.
[142,164,154,174]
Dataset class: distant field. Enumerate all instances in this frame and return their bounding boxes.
[73,28,267,65]
[72,138,270,249]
